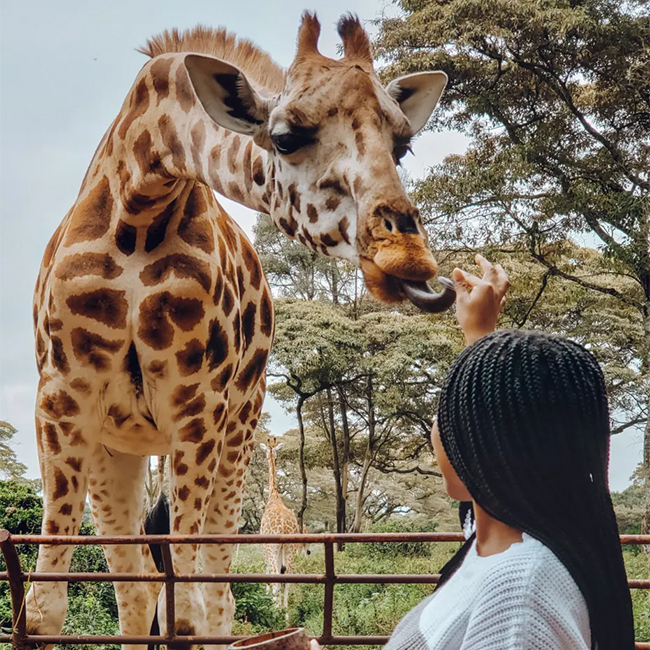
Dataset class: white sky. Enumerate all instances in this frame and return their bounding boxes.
[0,0,641,493]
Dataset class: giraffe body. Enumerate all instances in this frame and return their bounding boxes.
[29,14,451,648]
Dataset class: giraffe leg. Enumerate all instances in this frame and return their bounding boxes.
[200,390,260,650]
[25,410,91,644]
[87,445,160,650]
[160,390,230,648]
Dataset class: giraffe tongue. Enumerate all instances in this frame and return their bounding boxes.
[400,277,456,313]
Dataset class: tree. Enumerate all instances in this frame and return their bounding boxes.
[0,421,27,480]
[376,0,650,530]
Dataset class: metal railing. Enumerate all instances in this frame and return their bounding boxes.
[0,531,648,649]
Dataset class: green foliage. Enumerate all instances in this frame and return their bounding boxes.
[0,422,27,480]
[347,520,439,560]
[231,582,286,631]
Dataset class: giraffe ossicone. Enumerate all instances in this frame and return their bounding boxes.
[29,12,451,649]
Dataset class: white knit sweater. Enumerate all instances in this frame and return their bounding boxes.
[384,533,591,650]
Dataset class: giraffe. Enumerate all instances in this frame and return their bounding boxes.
[260,437,308,613]
[27,12,455,649]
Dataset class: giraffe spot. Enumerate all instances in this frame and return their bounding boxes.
[327,106,339,117]
[227,182,244,203]
[238,402,252,425]
[71,475,79,492]
[64,176,113,244]
[206,319,229,370]
[45,520,60,534]
[338,216,351,244]
[207,457,217,473]
[240,238,262,290]
[148,359,168,378]
[190,122,206,174]
[307,203,318,223]
[321,233,338,247]
[175,339,205,376]
[43,422,61,454]
[226,422,237,435]
[124,342,144,396]
[279,213,298,238]
[288,184,301,212]
[351,117,361,130]
[175,65,195,113]
[218,463,234,477]
[172,383,199,407]
[150,57,173,103]
[235,348,268,392]
[222,284,234,316]
[133,129,164,178]
[138,292,205,350]
[178,187,214,253]
[250,418,258,429]
[115,220,137,256]
[158,113,187,173]
[178,485,190,501]
[193,497,203,511]
[194,476,210,489]
[227,137,241,175]
[41,390,80,419]
[212,402,227,425]
[196,439,215,465]
[124,192,158,216]
[242,140,254,193]
[43,222,64,267]
[55,253,124,281]
[53,467,69,500]
[70,378,91,394]
[140,253,212,293]
[252,155,265,186]
[49,318,64,332]
[227,431,244,447]
[65,457,83,472]
[355,130,366,157]
[145,199,177,252]
[353,176,367,198]
[70,328,123,371]
[59,503,73,516]
[118,78,150,139]
[301,227,317,249]
[173,515,183,530]
[36,331,46,371]
[326,195,341,211]
[208,144,225,194]
[319,177,346,195]
[260,289,273,337]
[242,302,257,349]
[212,268,224,305]
[179,416,207,441]
[67,289,128,329]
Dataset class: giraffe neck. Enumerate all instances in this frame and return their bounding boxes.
[85,54,271,219]
[268,452,279,497]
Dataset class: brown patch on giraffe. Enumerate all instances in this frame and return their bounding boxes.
[237,267,246,299]
[321,233,338,247]
[179,416,207,441]
[175,65,195,113]
[70,378,91,394]
[71,475,79,492]
[49,318,64,332]
[118,78,150,139]
[227,136,242,175]
[327,106,339,117]
[239,401,253,424]
[318,177,347,195]
[64,176,113,245]
[252,155,265,186]
[45,520,60,534]
[212,268,224,305]
[250,418,258,429]
[218,463,234,477]
[227,182,245,203]
[226,422,237,435]
[307,203,318,223]
[338,216,351,244]
[353,176,367,198]
[190,121,206,173]
[175,339,205,376]
[206,319,229,370]
[195,439,215,465]
[326,195,341,211]
[67,288,128,329]
[235,348,268,392]
[194,497,202,511]
[227,431,244,447]
[59,503,73,516]
[65,457,83,472]
[173,450,189,476]
[279,213,298,238]
[194,476,210,489]
[242,140,254,193]
[178,485,190,501]
[150,57,173,103]
[140,253,212,293]
[148,359,168,378]
[158,114,187,173]
[242,302,257,349]
[145,199,177,252]
[260,289,273,337]
[172,383,199,406]
[207,457,217,473]
[138,292,205,350]
[36,331,46,371]
[115,220,137,256]
[208,144,225,194]
[70,328,123,371]
[43,222,64,268]
[213,402,226,425]
[232,312,242,355]
[41,390,80,419]
[355,130,366,157]
[134,129,165,178]
[178,186,214,253]
[43,422,61,454]
[55,253,124,281]
[53,467,69,500]
[211,363,233,394]
[240,237,262,290]
[288,184,301,212]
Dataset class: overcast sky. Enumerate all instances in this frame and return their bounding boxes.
[0,0,641,493]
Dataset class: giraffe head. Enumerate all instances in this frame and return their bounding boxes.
[185,13,455,312]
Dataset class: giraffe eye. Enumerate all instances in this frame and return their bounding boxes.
[393,143,413,166]
[271,132,315,155]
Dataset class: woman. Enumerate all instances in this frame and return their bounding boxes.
[312,255,634,649]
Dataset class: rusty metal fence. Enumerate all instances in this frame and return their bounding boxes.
[0,531,648,649]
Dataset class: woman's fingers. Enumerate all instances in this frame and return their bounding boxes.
[494,264,510,296]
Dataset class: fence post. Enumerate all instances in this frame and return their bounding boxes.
[0,530,27,650]
[322,540,335,644]
[160,542,176,644]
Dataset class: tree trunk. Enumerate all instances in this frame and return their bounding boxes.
[296,395,309,532]
[353,376,377,533]
[641,298,650,547]
[325,388,346,546]
[338,387,351,530]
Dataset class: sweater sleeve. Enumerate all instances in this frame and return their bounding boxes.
[459,552,590,650]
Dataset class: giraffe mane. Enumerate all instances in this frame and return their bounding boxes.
[137,25,286,94]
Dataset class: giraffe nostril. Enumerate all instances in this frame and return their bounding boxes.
[383,218,394,232]
[395,213,419,235]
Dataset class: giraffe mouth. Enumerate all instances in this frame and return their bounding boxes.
[399,277,457,313]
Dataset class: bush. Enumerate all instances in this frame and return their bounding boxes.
[347,520,439,560]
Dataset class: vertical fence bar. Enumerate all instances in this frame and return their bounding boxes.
[0,530,27,650]
[160,542,176,644]
[322,541,335,643]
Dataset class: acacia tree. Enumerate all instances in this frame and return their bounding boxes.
[376,0,650,529]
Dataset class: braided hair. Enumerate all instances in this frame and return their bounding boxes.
[435,330,634,650]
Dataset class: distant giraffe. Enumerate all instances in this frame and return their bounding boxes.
[27,12,453,649]
[260,437,308,613]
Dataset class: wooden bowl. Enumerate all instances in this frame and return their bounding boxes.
[227,627,310,650]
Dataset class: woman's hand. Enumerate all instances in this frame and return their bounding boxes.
[453,254,509,346]
[309,641,321,649]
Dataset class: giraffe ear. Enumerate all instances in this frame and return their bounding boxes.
[185,54,270,136]
[386,71,448,134]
